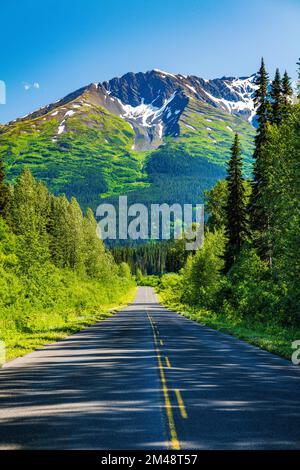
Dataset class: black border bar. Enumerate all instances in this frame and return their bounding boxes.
[0,450,300,466]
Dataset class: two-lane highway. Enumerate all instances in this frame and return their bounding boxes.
[1,287,300,449]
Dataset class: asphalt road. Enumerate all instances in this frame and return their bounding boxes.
[1,286,300,450]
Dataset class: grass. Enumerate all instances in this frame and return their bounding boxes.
[157,291,300,361]
[1,286,137,364]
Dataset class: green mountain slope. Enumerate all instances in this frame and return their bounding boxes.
[178,98,255,174]
[0,80,255,211]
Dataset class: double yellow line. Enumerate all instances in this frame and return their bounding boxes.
[148,313,188,450]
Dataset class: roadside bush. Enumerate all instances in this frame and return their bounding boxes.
[180,229,225,308]
[226,248,285,322]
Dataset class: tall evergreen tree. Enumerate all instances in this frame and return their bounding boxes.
[281,70,293,119]
[297,58,300,100]
[10,167,50,268]
[68,197,85,272]
[48,195,71,268]
[269,68,282,125]
[224,134,248,271]
[0,154,10,219]
[83,208,114,280]
[204,180,228,231]
[260,106,300,319]
[249,58,271,259]
[253,58,270,141]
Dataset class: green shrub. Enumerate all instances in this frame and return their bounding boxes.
[180,229,225,307]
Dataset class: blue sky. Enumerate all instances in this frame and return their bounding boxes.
[0,0,299,123]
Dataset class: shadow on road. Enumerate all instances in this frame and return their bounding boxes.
[0,287,300,450]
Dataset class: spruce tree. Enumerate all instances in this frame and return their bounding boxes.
[260,106,300,318]
[10,167,50,269]
[281,70,293,120]
[83,207,112,279]
[224,134,248,271]
[249,58,270,257]
[253,58,270,142]
[0,154,10,219]
[68,197,85,272]
[48,195,67,268]
[297,58,300,100]
[269,68,282,125]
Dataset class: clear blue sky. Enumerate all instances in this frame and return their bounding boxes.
[0,0,299,123]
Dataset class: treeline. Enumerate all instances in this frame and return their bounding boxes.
[159,58,300,328]
[112,239,188,275]
[0,165,134,359]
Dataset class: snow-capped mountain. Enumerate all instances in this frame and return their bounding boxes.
[103,69,258,122]
[102,69,257,149]
[10,69,257,151]
[1,69,256,211]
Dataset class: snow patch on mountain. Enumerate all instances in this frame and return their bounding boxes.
[202,80,257,123]
[54,109,76,138]
[64,110,75,117]
[157,122,163,139]
[58,122,65,135]
[120,100,159,127]
[118,92,177,128]
[186,84,197,94]
[185,124,195,130]
[153,69,177,79]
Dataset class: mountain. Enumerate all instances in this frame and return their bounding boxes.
[0,69,256,210]
[102,69,257,149]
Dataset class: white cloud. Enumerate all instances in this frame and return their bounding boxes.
[23,82,40,91]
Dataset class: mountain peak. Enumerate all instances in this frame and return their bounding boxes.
[152,68,179,77]
[5,68,258,152]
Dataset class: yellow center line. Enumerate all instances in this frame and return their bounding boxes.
[175,389,188,419]
[165,357,171,368]
[160,339,164,346]
[147,313,180,450]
